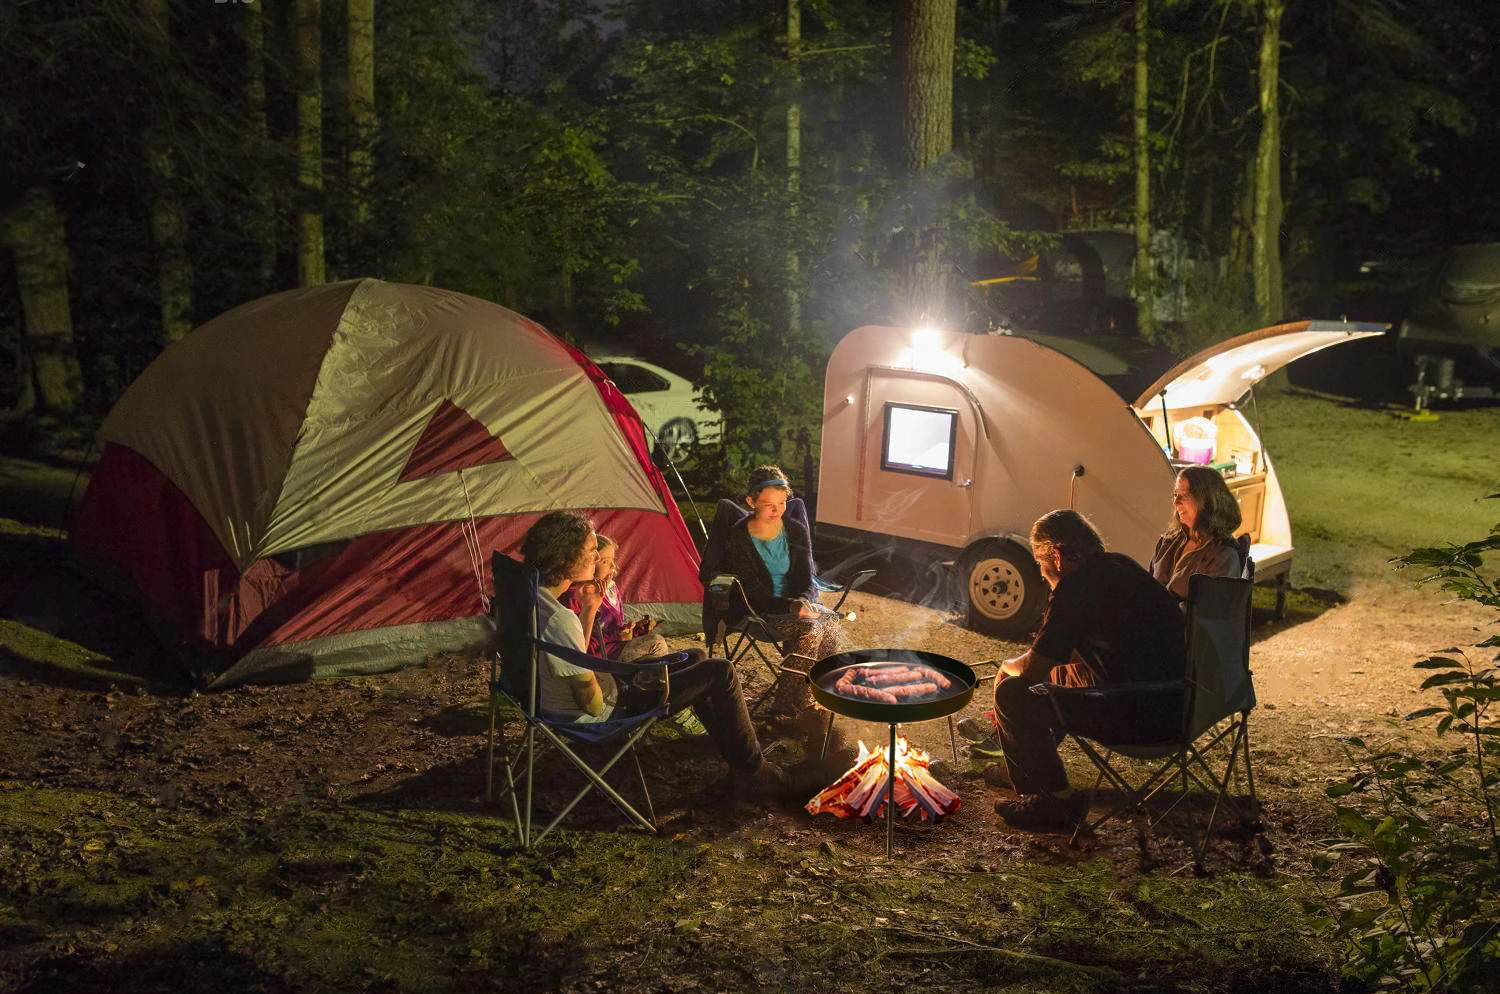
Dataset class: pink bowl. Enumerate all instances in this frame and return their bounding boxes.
[1176,439,1214,464]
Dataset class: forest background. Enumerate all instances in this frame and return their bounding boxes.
[2,0,1497,485]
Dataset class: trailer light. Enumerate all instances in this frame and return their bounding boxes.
[903,326,964,376]
[913,326,943,352]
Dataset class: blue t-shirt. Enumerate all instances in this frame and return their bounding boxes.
[750,530,791,597]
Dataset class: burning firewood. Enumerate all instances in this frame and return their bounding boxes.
[805,737,961,823]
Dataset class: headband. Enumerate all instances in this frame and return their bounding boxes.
[748,478,790,494]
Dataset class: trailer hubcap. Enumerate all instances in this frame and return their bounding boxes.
[969,558,1025,619]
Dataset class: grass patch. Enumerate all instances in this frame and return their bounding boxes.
[1255,390,1499,591]
[0,620,144,692]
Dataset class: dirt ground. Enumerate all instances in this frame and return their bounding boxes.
[1,572,1487,851]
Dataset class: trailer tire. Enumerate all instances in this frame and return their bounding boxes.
[959,540,1047,639]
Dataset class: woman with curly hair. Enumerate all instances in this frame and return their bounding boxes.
[1149,465,1245,600]
[721,465,851,708]
[519,511,785,794]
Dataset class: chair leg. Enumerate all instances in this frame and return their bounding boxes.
[1070,763,1108,847]
[532,724,659,846]
[485,689,497,804]
[523,725,537,849]
[630,745,656,828]
[1239,714,1260,824]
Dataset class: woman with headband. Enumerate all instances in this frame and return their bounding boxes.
[721,464,851,711]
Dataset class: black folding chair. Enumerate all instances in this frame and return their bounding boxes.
[783,498,876,615]
[1031,574,1259,869]
[698,497,873,702]
[485,552,693,848]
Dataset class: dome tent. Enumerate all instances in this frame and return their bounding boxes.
[72,279,703,687]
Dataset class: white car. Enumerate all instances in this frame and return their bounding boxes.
[593,356,722,463]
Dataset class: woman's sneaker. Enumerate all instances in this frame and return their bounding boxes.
[673,708,709,736]
[967,735,1005,759]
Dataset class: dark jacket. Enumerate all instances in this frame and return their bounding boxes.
[722,517,818,617]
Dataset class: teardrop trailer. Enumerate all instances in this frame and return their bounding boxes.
[813,320,1387,637]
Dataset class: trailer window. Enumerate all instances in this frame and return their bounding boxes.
[881,403,957,479]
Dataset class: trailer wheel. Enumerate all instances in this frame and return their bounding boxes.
[959,540,1046,639]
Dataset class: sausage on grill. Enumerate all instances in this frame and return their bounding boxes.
[837,683,899,704]
[885,682,939,698]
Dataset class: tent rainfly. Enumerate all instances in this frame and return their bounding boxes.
[72,279,703,687]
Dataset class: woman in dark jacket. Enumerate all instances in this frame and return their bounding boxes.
[1149,465,1245,599]
[722,465,851,706]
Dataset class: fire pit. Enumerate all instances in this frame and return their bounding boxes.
[786,648,987,858]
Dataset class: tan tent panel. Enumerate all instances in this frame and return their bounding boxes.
[99,281,361,566]
[261,281,661,558]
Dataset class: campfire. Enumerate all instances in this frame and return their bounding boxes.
[805,736,961,822]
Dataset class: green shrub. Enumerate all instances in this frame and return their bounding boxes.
[1314,495,1500,993]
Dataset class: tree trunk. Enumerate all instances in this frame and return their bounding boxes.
[895,0,956,172]
[141,0,193,342]
[893,0,957,325]
[1251,0,1285,324]
[296,0,326,286]
[1132,0,1153,339]
[0,189,82,415]
[346,0,375,236]
[1229,154,1254,271]
[245,0,276,284]
[785,0,802,335]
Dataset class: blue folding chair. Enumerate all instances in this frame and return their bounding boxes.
[485,552,694,847]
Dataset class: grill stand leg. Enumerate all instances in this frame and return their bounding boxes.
[886,722,897,860]
[819,710,836,762]
[947,714,959,764]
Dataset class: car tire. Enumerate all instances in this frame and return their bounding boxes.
[653,417,699,465]
[958,539,1047,639]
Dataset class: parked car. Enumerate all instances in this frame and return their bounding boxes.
[593,356,722,463]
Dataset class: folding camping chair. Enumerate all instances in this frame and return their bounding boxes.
[485,552,694,848]
[698,497,873,705]
[1030,573,1259,869]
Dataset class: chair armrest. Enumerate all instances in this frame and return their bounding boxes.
[533,638,675,677]
[822,568,877,612]
[1029,679,1189,699]
[622,650,697,670]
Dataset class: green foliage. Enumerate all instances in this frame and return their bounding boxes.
[1315,499,1500,992]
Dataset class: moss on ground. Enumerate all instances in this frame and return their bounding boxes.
[0,780,1336,993]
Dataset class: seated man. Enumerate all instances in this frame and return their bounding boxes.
[520,510,786,795]
[987,509,1188,831]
